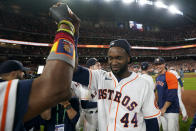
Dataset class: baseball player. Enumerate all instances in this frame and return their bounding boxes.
[169,66,188,122]
[0,3,80,130]
[0,60,28,82]
[132,65,141,75]
[154,57,180,131]
[73,39,160,131]
[75,58,101,131]
[140,62,155,91]
[179,68,184,82]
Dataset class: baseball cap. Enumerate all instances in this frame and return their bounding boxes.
[141,62,149,70]
[110,39,131,56]
[154,57,165,65]
[86,58,98,68]
[0,60,29,75]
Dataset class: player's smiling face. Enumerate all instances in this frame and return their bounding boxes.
[155,63,165,74]
[107,47,130,76]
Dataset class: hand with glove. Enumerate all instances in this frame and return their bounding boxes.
[49,2,80,37]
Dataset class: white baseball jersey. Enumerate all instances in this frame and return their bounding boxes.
[88,70,161,131]
[140,74,155,91]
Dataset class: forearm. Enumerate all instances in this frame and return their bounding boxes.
[24,61,73,121]
[178,78,183,87]
[24,24,74,121]
[162,101,171,110]
[67,108,78,120]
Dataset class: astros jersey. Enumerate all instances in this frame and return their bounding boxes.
[88,70,160,131]
[156,72,179,113]
[140,74,155,91]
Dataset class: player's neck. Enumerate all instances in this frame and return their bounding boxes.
[160,69,166,74]
[141,71,147,74]
[115,70,132,81]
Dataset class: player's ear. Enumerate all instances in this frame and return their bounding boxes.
[128,56,131,64]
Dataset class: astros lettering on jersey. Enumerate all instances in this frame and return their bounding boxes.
[88,70,160,131]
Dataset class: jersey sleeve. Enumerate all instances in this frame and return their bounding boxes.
[73,65,90,86]
[142,80,161,119]
[13,79,33,130]
[165,72,178,90]
[170,70,180,79]
[88,69,102,91]
[165,72,178,102]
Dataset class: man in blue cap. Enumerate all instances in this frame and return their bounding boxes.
[0,60,29,81]
[140,62,155,91]
[73,39,160,131]
[154,57,179,131]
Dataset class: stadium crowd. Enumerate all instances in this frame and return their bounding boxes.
[1,11,196,42]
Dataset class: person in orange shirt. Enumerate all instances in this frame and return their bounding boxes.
[154,57,179,131]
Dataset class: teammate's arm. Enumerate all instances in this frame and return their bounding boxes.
[23,25,74,122]
[73,65,90,86]
[178,78,184,91]
[160,101,171,115]
[142,80,160,130]
[23,6,81,121]
[65,99,80,124]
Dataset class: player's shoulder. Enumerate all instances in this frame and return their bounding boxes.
[141,73,152,78]
[133,72,150,86]
[132,73,153,93]
[91,69,108,76]
[166,71,177,78]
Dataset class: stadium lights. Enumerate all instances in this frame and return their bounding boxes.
[122,0,134,4]
[138,0,153,5]
[104,0,113,2]
[155,1,168,9]
[168,5,183,15]
[138,0,146,5]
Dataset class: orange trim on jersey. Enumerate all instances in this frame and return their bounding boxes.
[165,72,178,89]
[111,77,117,88]
[88,69,93,89]
[81,98,90,100]
[0,80,12,131]
[114,75,139,131]
[144,111,161,119]
[109,77,117,113]
[107,75,117,131]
